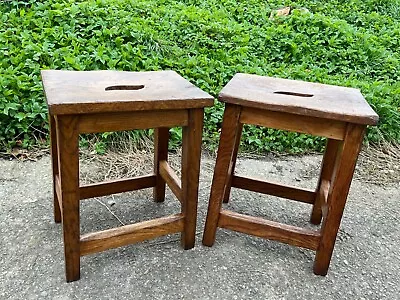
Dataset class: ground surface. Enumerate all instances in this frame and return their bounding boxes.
[0,152,399,299]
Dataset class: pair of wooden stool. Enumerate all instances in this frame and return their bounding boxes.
[42,70,378,282]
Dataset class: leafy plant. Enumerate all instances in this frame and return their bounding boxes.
[1,0,399,153]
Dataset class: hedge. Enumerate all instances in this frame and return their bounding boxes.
[1,0,399,152]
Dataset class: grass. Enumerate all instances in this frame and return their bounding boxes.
[1,0,399,153]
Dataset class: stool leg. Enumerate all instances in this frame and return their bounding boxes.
[49,115,61,223]
[57,116,81,282]
[203,104,242,246]
[310,138,341,225]
[153,127,169,203]
[314,124,365,275]
[181,108,204,249]
[223,123,243,203]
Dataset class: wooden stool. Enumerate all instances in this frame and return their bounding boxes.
[202,73,378,275]
[41,70,213,282]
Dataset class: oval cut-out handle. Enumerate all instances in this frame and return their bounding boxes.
[105,85,145,91]
[274,91,313,97]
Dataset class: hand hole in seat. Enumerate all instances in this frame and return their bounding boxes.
[105,85,145,91]
[274,91,313,97]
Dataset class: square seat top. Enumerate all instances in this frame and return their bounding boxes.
[219,73,379,125]
[41,70,214,115]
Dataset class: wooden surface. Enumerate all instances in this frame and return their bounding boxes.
[56,115,81,282]
[159,160,182,203]
[49,115,61,223]
[240,106,347,140]
[320,180,330,220]
[218,210,321,250]
[310,139,340,225]
[42,70,214,115]
[80,214,184,256]
[78,110,188,134]
[55,175,62,215]
[202,104,243,246]
[314,124,366,275]
[80,175,156,200]
[232,175,316,204]
[219,73,379,125]
[153,128,169,203]
[181,108,204,249]
[222,123,243,203]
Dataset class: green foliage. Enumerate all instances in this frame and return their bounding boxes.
[1,0,399,152]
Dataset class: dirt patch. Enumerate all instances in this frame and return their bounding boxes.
[356,142,400,185]
[77,141,400,186]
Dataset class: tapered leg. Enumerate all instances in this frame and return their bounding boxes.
[310,139,341,225]
[49,114,61,223]
[202,104,242,246]
[57,115,81,282]
[314,124,365,275]
[153,127,169,203]
[181,109,204,249]
[223,123,243,203]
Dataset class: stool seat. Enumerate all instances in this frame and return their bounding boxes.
[219,73,378,125]
[42,70,213,115]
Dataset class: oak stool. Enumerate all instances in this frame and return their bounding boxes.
[202,73,378,275]
[42,70,213,282]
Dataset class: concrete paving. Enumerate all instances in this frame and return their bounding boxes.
[0,154,399,299]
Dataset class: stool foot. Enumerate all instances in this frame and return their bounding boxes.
[313,262,328,276]
[202,237,215,247]
[65,258,81,282]
[310,209,322,225]
[153,127,169,203]
[203,104,242,246]
[63,195,81,283]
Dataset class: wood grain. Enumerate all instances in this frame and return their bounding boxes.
[153,127,169,203]
[55,175,62,215]
[202,104,242,246]
[223,123,243,204]
[159,160,182,203]
[314,124,366,275]
[50,114,61,223]
[232,175,316,204]
[310,139,341,225]
[41,70,214,115]
[219,73,379,125]
[319,179,330,220]
[218,210,321,250]
[181,108,204,249]
[80,214,184,256]
[56,115,81,282]
[240,107,347,140]
[80,175,156,200]
[78,110,188,134]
